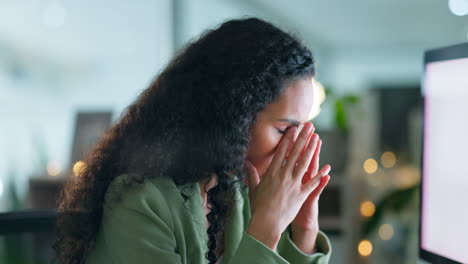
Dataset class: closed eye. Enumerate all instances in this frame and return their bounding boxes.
[276,128,288,135]
[276,124,304,135]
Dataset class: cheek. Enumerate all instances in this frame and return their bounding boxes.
[247,128,282,177]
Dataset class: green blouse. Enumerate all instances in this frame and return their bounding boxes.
[85,173,332,263]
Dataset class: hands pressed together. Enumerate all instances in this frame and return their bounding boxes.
[244,122,331,253]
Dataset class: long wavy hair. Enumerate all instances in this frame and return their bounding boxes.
[53,16,316,264]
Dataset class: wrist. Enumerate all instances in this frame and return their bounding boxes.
[291,222,319,234]
[290,226,319,255]
[247,215,282,251]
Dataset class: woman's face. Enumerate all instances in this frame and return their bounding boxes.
[246,77,316,178]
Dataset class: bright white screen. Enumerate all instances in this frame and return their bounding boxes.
[421,57,468,263]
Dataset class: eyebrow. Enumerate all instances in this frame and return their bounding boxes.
[276,118,301,126]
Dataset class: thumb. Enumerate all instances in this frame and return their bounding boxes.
[244,159,260,192]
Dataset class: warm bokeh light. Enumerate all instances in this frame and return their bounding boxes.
[358,239,373,257]
[391,165,421,188]
[73,161,87,176]
[47,161,62,176]
[381,151,397,168]
[363,158,378,174]
[379,224,394,240]
[309,78,327,120]
[360,200,376,217]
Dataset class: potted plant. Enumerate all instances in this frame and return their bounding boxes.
[314,83,361,173]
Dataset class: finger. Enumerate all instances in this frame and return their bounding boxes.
[244,160,260,192]
[302,170,312,184]
[284,128,315,170]
[286,124,313,160]
[300,136,320,184]
[301,171,323,192]
[295,133,319,178]
[285,122,312,164]
[304,165,331,192]
[269,126,297,172]
[310,175,330,198]
[307,139,322,176]
[298,127,316,160]
[284,122,314,175]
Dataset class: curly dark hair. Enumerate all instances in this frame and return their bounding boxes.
[53,16,316,264]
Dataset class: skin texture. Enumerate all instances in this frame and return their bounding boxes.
[246,77,315,177]
[200,77,332,254]
[200,77,315,203]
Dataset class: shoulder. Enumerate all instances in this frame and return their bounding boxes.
[88,174,184,263]
[103,173,182,229]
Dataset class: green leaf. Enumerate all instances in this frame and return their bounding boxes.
[334,100,348,134]
[344,95,359,104]
[324,87,334,97]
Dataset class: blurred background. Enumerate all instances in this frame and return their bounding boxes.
[1,0,467,263]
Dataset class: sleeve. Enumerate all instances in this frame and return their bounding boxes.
[226,231,289,264]
[276,226,332,264]
[99,179,182,264]
[226,228,331,264]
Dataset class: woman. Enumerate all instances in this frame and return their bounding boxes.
[54,17,333,264]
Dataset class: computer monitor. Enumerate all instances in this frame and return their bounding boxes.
[420,42,468,264]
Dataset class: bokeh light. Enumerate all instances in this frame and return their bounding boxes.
[47,161,62,176]
[73,161,87,176]
[449,0,468,16]
[390,165,421,188]
[363,158,378,174]
[381,151,397,168]
[379,224,394,240]
[358,239,373,257]
[360,200,376,217]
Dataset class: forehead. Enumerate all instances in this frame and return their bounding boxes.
[262,77,315,122]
